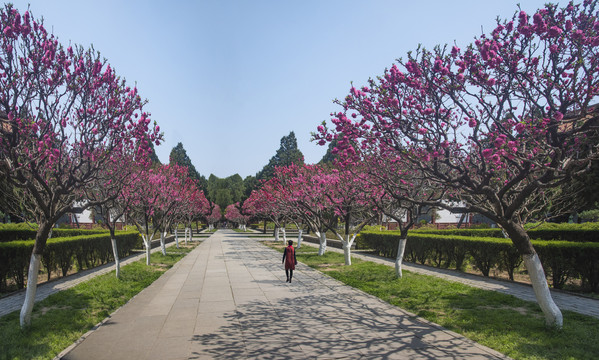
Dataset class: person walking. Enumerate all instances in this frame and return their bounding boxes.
[282,240,297,283]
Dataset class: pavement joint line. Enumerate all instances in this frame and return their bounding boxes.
[53,236,211,360]
[0,235,209,318]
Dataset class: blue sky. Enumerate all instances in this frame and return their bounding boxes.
[9,0,550,178]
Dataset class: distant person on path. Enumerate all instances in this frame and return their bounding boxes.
[282,240,297,283]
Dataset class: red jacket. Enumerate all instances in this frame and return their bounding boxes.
[283,245,297,270]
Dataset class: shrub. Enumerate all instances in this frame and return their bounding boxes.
[0,231,141,293]
[359,231,599,292]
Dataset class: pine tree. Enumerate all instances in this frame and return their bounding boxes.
[256,131,304,181]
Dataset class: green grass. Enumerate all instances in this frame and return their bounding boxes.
[264,241,599,360]
[0,245,197,360]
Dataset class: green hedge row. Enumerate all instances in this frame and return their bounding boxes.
[0,228,108,243]
[413,222,599,242]
[0,231,141,292]
[358,231,599,292]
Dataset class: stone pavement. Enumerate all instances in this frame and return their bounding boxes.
[59,230,508,360]
[299,241,599,319]
[0,236,193,318]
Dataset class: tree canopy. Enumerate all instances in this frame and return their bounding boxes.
[256,131,304,181]
[169,142,207,192]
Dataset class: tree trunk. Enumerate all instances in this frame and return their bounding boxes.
[281,228,287,242]
[297,229,303,248]
[160,231,167,255]
[395,237,407,278]
[275,227,280,242]
[502,221,563,328]
[20,253,41,327]
[523,253,563,327]
[341,234,358,266]
[20,222,53,328]
[317,231,327,256]
[175,227,179,249]
[142,234,151,266]
[111,237,120,279]
[342,242,351,265]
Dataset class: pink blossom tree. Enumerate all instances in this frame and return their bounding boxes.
[0,5,161,327]
[177,188,210,245]
[271,163,337,253]
[225,202,250,231]
[206,203,222,230]
[243,180,288,241]
[314,166,378,265]
[315,1,599,327]
[82,154,146,279]
[151,164,191,255]
[359,153,440,278]
[126,166,165,265]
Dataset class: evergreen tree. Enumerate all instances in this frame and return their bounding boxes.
[256,131,304,181]
[169,142,207,192]
[319,138,339,165]
[206,173,246,209]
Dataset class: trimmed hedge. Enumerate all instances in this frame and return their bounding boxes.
[413,222,599,242]
[0,227,109,243]
[358,231,599,292]
[0,231,141,292]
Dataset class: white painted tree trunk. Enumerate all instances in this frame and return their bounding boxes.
[160,231,167,255]
[175,228,179,249]
[185,227,189,245]
[275,227,280,242]
[20,253,41,327]
[142,234,152,265]
[317,231,327,256]
[523,254,563,328]
[297,229,303,248]
[281,228,287,242]
[395,237,407,278]
[111,238,121,279]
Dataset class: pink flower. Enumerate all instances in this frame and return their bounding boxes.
[482,149,493,158]
[548,26,562,37]
[555,111,563,121]
[468,118,477,128]
[515,123,525,133]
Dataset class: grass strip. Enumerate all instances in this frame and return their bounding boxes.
[264,241,599,360]
[0,244,197,360]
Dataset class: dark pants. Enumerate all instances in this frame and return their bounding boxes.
[285,269,294,282]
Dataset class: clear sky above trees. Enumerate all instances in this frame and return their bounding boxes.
[6,0,550,177]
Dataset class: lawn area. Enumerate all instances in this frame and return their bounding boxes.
[0,244,197,360]
[265,241,599,360]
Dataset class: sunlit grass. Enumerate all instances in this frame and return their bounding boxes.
[0,244,197,360]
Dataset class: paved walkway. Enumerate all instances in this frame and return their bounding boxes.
[298,240,599,319]
[60,230,508,360]
[0,236,197,318]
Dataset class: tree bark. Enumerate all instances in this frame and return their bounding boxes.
[20,253,41,327]
[175,227,179,249]
[142,234,152,266]
[502,221,563,328]
[297,229,303,248]
[395,237,407,278]
[111,237,120,279]
[160,231,167,255]
[20,222,53,328]
[341,234,358,266]
[274,227,280,242]
[317,231,327,255]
